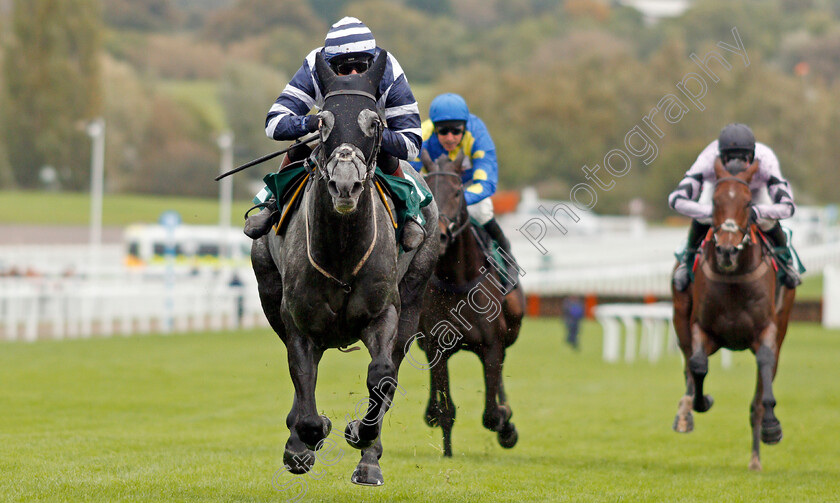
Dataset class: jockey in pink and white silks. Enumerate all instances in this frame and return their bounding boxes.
[668,123,802,291]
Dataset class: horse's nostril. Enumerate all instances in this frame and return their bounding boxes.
[328,180,339,196]
[351,182,363,196]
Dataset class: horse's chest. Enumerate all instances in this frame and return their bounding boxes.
[283,272,397,335]
[696,287,772,349]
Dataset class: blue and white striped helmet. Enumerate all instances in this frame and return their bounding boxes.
[323,17,376,61]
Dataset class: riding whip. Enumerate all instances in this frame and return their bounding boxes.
[214,133,320,181]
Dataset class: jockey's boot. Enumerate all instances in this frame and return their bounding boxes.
[484,218,518,279]
[766,223,802,288]
[242,143,315,240]
[379,152,425,251]
[673,220,709,292]
[399,166,426,249]
[243,198,278,239]
[401,215,426,251]
[377,151,400,176]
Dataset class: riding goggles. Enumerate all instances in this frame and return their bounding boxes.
[436,126,464,136]
[331,57,371,75]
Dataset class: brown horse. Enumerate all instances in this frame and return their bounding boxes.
[671,157,796,471]
[413,150,525,457]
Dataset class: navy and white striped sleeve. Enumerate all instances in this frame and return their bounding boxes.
[265,51,320,141]
[378,53,421,160]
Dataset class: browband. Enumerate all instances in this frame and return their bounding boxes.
[323,89,376,102]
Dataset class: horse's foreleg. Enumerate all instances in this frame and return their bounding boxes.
[485,343,518,449]
[749,370,764,471]
[501,285,525,347]
[285,337,330,453]
[673,289,695,432]
[689,324,716,413]
[480,343,509,432]
[345,305,399,486]
[345,305,399,451]
[755,324,783,446]
[429,353,455,457]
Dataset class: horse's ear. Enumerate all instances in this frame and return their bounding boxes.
[743,158,760,182]
[357,109,380,137]
[713,156,728,179]
[314,51,337,91]
[453,151,466,173]
[318,110,335,141]
[420,149,435,172]
[363,50,387,94]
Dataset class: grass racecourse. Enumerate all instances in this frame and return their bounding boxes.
[2,319,839,502]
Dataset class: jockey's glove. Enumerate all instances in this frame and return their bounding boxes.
[305,115,321,133]
[748,205,760,223]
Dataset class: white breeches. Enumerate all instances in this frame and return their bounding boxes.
[467,197,494,225]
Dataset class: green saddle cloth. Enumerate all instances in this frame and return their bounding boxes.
[262,165,432,240]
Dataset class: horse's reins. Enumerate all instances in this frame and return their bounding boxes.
[304,89,383,294]
[424,171,470,241]
[424,170,492,294]
[304,185,378,293]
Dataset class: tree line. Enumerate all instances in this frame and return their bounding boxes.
[1,0,839,218]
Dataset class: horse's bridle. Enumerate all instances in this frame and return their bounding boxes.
[712,176,753,250]
[424,171,470,241]
[315,89,383,184]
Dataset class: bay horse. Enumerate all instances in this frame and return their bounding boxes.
[250,50,439,486]
[671,157,796,471]
[415,150,525,457]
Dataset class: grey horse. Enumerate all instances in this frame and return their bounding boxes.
[250,50,438,486]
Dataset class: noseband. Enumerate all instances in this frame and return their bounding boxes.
[424,171,470,241]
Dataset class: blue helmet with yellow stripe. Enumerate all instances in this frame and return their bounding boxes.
[429,93,469,123]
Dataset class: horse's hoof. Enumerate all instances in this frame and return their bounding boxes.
[351,461,384,486]
[283,445,316,475]
[497,422,518,449]
[694,394,714,413]
[761,419,783,445]
[344,420,376,450]
[749,454,762,471]
[673,411,694,433]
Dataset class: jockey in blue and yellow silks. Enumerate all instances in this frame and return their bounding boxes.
[409,93,511,259]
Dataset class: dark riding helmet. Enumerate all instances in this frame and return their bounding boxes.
[718,123,755,162]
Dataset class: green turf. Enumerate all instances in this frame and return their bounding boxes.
[796,274,823,301]
[0,190,252,226]
[2,319,839,502]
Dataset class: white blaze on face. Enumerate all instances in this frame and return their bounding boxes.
[720,219,739,233]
